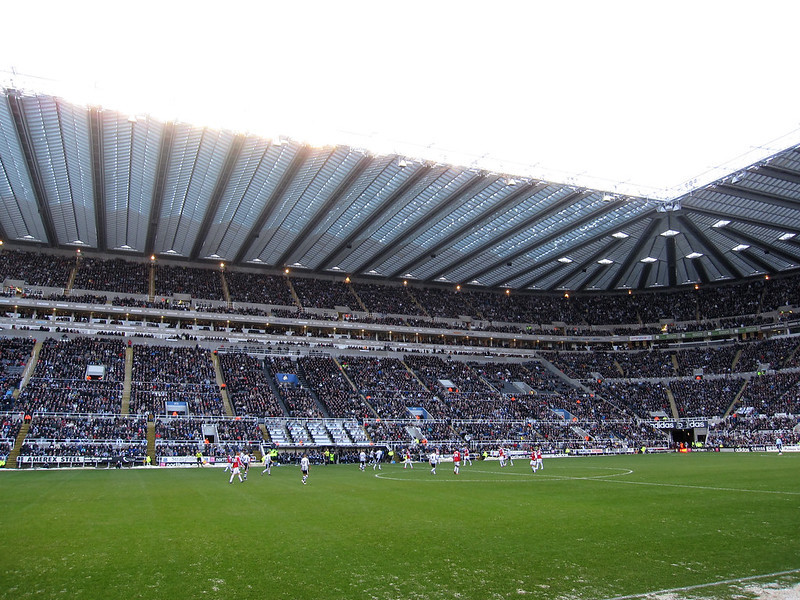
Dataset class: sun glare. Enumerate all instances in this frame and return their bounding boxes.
[2,1,800,200]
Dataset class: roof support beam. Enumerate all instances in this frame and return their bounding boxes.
[512,214,644,291]
[673,213,743,280]
[358,173,498,276]
[387,180,548,279]
[458,198,640,288]
[426,190,593,283]
[315,165,432,272]
[713,183,800,211]
[606,216,663,290]
[145,122,175,257]
[755,165,800,187]
[684,205,798,234]
[666,236,677,288]
[234,146,311,264]
[576,263,611,292]
[738,248,779,274]
[277,153,373,268]
[544,239,626,291]
[636,262,652,289]
[189,134,245,260]
[690,258,709,285]
[88,107,106,252]
[6,92,58,246]
[725,227,800,266]
[514,261,568,291]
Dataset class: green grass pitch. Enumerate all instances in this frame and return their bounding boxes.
[1,452,798,600]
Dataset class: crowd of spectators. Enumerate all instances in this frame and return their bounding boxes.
[707,413,800,447]
[696,280,764,320]
[16,380,124,414]
[36,337,126,381]
[591,380,672,418]
[547,350,626,380]
[225,271,295,306]
[217,352,285,417]
[0,337,35,408]
[282,386,320,426]
[153,415,263,462]
[410,287,476,319]
[5,246,800,456]
[154,264,223,300]
[111,296,190,311]
[7,249,800,332]
[670,377,743,417]
[467,289,585,324]
[472,361,569,396]
[0,249,73,288]
[27,415,147,441]
[298,355,370,419]
[154,417,262,444]
[129,344,222,415]
[18,441,146,463]
[737,372,800,415]
[17,409,146,463]
[291,277,355,310]
[1,414,22,454]
[545,387,626,421]
[50,293,109,305]
[215,418,263,442]
[155,417,204,441]
[736,337,800,371]
[341,356,438,419]
[673,345,739,376]
[266,357,323,418]
[154,440,258,460]
[73,258,149,295]
[14,338,126,413]
[351,282,423,316]
[520,361,576,394]
[760,276,798,313]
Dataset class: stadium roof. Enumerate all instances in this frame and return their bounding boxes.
[1,87,800,293]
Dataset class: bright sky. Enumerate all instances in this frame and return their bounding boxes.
[2,0,799,199]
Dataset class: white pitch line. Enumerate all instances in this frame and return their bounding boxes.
[373,473,537,483]
[468,466,800,495]
[502,468,800,496]
[600,567,800,600]
[374,465,633,483]
[375,466,799,495]
[564,475,800,496]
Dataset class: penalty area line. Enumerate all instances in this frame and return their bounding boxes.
[373,466,633,482]
[373,473,538,483]
[600,567,800,600]
[467,467,635,479]
[573,476,800,496]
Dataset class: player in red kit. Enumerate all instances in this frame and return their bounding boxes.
[229,452,244,484]
[452,449,461,475]
[530,449,538,473]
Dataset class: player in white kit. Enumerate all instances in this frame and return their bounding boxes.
[373,448,384,470]
[300,454,310,484]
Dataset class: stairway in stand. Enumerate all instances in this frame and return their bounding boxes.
[211,352,235,416]
[121,345,133,414]
[147,421,156,465]
[8,420,31,469]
